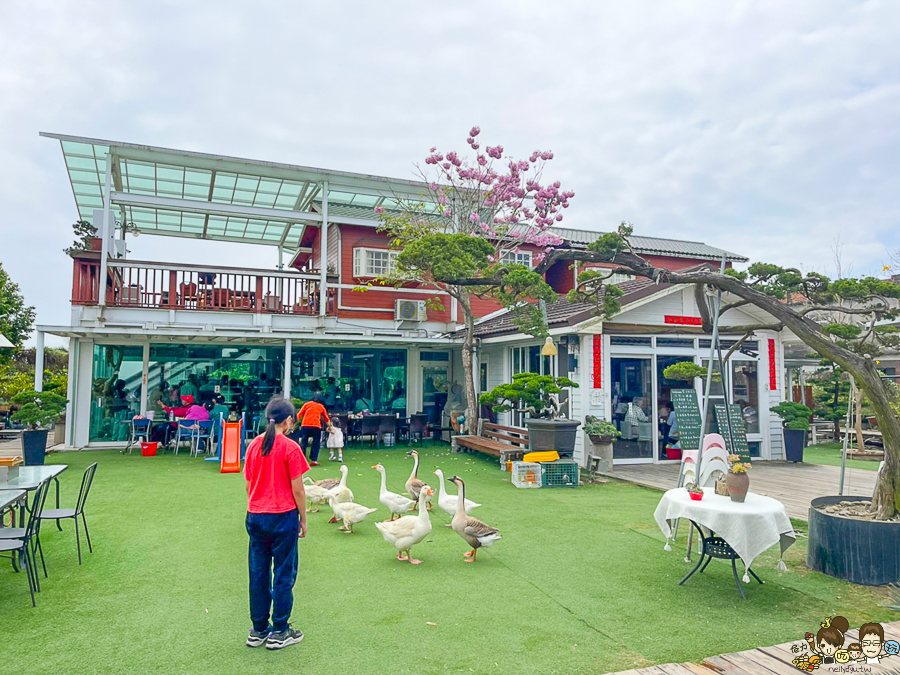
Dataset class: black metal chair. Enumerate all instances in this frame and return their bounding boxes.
[377,416,398,447]
[0,479,50,606]
[39,462,98,565]
[678,520,763,599]
[408,414,428,445]
[359,416,381,446]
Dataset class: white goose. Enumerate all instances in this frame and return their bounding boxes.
[324,465,354,523]
[450,476,502,563]
[375,485,434,564]
[328,496,377,534]
[373,463,416,520]
[302,477,330,513]
[434,469,481,519]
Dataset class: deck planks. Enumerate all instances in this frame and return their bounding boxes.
[607,460,879,520]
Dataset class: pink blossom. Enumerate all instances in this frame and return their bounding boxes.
[374,206,384,214]
[469,126,481,137]
[428,182,438,191]
[469,212,479,222]
[487,254,495,262]
[442,162,451,169]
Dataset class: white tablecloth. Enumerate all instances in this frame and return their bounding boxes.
[654,487,795,575]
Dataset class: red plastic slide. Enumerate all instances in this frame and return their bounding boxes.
[221,420,242,473]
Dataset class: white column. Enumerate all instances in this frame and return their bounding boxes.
[283,339,292,398]
[140,343,150,415]
[98,154,113,308]
[319,181,329,317]
[65,339,77,447]
[33,330,45,392]
[73,339,94,447]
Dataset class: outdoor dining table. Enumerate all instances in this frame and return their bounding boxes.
[653,487,795,598]
[0,465,68,527]
[0,489,27,517]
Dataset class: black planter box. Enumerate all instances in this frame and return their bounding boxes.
[22,429,49,466]
[783,428,806,462]
[808,496,900,586]
[525,419,580,457]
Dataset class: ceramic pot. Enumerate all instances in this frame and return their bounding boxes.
[726,472,750,503]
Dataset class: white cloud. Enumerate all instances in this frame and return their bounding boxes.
[0,0,898,347]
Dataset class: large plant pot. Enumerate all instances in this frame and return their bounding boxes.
[588,434,614,473]
[807,496,900,586]
[783,428,806,462]
[526,419,580,457]
[22,429,49,466]
[726,472,749,502]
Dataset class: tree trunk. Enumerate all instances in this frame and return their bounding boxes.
[653,269,900,518]
[456,293,479,433]
[851,379,865,451]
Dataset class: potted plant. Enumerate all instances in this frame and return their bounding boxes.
[725,454,752,502]
[583,415,620,473]
[686,482,704,501]
[63,219,101,256]
[10,389,67,465]
[770,401,812,462]
[480,372,580,456]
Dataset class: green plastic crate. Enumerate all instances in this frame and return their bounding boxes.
[541,460,579,487]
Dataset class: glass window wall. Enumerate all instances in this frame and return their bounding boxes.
[290,348,407,415]
[89,344,144,442]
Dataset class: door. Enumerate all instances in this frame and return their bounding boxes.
[421,363,449,426]
[657,355,691,462]
[610,356,654,463]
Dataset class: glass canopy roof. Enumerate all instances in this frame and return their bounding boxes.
[43,132,435,249]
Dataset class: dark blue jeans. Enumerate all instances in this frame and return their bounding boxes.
[246,510,299,633]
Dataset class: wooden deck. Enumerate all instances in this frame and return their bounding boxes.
[606,460,879,521]
[609,620,900,674]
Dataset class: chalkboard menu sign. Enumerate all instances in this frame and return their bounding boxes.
[713,404,750,461]
[670,388,702,451]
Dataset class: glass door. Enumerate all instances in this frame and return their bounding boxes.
[610,356,654,463]
[656,355,690,462]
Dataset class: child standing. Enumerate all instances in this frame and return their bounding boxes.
[327,419,344,462]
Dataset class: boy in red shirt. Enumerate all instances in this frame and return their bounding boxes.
[243,397,309,650]
[297,394,330,466]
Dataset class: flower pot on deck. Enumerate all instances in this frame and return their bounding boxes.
[783,429,806,463]
[22,429,48,465]
[588,434,614,473]
[526,419,580,457]
[807,496,900,586]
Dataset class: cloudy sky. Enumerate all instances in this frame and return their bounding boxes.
[2,1,899,346]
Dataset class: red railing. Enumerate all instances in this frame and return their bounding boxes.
[72,257,335,316]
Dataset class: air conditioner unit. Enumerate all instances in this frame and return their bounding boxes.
[395,299,427,322]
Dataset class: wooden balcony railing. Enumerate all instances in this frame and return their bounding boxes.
[72,256,335,316]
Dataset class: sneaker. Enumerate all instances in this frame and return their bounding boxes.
[310,461,319,467]
[338,457,343,463]
[246,628,270,647]
[328,454,335,461]
[266,626,304,650]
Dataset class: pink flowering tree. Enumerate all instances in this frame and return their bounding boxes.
[375,127,576,427]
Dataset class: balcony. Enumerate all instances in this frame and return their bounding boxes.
[71,254,335,316]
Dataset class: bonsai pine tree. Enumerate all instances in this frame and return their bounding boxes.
[769,402,812,431]
[480,373,578,420]
[811,359,851,439]
[10,389,67,430]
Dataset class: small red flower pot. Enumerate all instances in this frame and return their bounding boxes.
[689,491,703,501]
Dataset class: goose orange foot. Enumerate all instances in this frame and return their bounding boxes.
[397,552,409,561]
[408,557,422,565]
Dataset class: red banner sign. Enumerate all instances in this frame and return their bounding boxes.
[768,338,777,390]
[593,335,602,388]
[664,315,702,326]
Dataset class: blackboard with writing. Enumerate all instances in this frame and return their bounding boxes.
[670,388,702,451]
[713,403,751,461]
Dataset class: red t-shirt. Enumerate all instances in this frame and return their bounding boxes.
[244,434,310,514]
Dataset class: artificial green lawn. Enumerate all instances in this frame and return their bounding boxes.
[0,446,893,674]
[803,441,881,471]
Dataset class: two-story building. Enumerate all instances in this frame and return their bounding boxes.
[37,132,787,463]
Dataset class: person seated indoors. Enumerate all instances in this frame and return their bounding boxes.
[158,395,191,419]
[183,396,210,422]
[209,394,230,422]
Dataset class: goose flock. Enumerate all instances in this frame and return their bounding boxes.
[304,450,502,565]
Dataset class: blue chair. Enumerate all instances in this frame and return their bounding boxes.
[192,420,214,457]
[125,418,151,454]
[173,420,199,456]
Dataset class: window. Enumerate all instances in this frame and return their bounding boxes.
[610,336,652,346]
[500,250,533,267]
[420,351,449,362]
[608,272,635,285]
[731,361,760,434]
[353,248,399,277]
[656,338,695,348]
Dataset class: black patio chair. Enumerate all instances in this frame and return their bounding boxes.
[678,520,763,599]
[39,462,98,565]
[359,416,381,446]
[377,416,398,447]
[0,478,50,606]
[409,414,428,445]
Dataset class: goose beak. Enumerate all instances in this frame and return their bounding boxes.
[371,465,378,470]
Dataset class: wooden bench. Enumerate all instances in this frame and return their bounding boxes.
[453,422,529,463]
